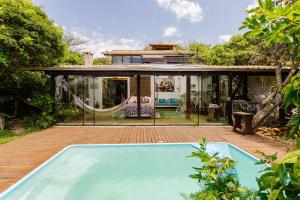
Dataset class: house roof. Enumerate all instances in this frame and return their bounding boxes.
[26,64,289,76]
[102,50,188,56]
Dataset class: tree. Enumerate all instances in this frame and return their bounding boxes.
[186,42,211,63]
[240,0,300,131]
[186,35,272,66]
[62,50,84,65]
[93,57,112,65]
[208,44,235,65]
[0,0,66,117]
[283,73,300,138]
[63,31,88,48]
[0,0,66,77]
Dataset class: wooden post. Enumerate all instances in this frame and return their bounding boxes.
[50,74,56,114]
[136,75,141,119]
[227,75,233,125]
[243,75,248,100]
[215,75,220,105]
[186,76,191,119]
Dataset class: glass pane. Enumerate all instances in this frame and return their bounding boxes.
[199,76,212,123]
[94,77,129,125]
[219,75,229,123]
[122,56,131,64]
[57,75,84,125]
[131,56,141,64]
[83,76,95,125]
[155,75,197,125]
[112,56,122,64]
[125,75,154,125]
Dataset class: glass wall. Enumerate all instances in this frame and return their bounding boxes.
[55,75,85,125]
[154,75,198,125]
[93,76,130,125]
[55,74,229,125]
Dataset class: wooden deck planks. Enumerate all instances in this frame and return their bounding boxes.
[0,126,289,192]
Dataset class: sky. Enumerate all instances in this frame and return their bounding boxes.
[33,0,258,57]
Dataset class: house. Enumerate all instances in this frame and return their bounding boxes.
[32,43,286,126]
[101,43,201,111]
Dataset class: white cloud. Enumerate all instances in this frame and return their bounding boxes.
[218,34,232,43]
[67,27,144,57]
[156,0,203,23]
[247,0,258,10]
[163,26,180,37]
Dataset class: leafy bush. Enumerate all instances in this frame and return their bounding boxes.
[187,138,253,200]
[283,73,300,138]
[24,114,55,129]
[254,140,300,200]
[60,108,76,117]
[24,94,56,129]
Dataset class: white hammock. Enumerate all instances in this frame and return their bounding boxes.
[73,95,132,114]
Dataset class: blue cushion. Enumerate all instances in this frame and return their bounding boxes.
[170,98,176,103]
[159,99,165,103]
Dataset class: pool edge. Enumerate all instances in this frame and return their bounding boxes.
[0,142,261,198]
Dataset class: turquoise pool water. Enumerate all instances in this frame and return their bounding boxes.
[0,143,263,200]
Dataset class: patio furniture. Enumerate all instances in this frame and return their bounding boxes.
[233,112,254,134]
[155,98,180,107]
[207,104,221,122]
[125,96,154,118]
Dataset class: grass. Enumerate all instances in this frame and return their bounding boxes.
[0,129,37,144]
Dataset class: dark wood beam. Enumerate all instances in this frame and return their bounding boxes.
[243,75,248,100]
[50,74,56,114]
[214,75,220,104]
[136,75,141,119]
[227,75,233,125]
[186,76,191,119]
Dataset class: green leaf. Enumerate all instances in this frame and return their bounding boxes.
[297,139,300,150]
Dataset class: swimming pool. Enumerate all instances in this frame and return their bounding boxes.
[0,143,263,200]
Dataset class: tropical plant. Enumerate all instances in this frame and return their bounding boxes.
[240,0,300,131]
[254,140,300,200]
[283,73,300,138]
[188,138,251,200]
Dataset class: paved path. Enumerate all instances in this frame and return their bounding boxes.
[0,126,289,192]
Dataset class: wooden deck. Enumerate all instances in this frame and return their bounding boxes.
[0,126,289,192]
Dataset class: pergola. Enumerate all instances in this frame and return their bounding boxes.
[29,64,289,125]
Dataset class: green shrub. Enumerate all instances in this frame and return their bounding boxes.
[254,140,300,200]
[60,108,76,117]
[188,138,253,200]
[24,114,55,129]
[283,73,300,138]
[24,94,56,129]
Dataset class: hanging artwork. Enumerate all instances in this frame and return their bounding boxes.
[156,77,175,92]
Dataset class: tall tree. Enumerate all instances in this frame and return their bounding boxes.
[0,0,66,76]
[240,0,300,131]
[0,0,66,116]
